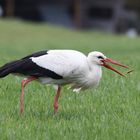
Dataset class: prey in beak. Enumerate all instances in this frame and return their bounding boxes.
[101,58,129,77]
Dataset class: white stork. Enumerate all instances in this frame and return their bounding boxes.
[0,50,130,114]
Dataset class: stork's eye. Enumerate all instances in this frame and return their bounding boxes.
[97,56,104,59]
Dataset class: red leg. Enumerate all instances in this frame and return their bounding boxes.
[53,86,61,114]
[20,76,37,115]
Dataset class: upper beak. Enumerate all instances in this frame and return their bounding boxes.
[101,58,129,77]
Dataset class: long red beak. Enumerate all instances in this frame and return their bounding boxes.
[101,58,129,77]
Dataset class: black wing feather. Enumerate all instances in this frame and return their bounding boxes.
[22,50,48,59]
[0,50,63,79]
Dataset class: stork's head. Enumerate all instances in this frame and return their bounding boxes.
[88,51,129,76]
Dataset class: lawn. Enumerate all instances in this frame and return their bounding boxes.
[0,19,140,140]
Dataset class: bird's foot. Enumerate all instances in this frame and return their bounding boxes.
[20,109,24,115]
[54,103,58,114]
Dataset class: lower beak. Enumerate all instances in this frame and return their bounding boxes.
[101,58,129,77]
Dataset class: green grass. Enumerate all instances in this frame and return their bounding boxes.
[0,19,140,140]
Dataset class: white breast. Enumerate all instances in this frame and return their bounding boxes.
[32,50,102,91]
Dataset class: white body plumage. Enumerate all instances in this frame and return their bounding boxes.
[0,49,128,114]
[31,50,103,91]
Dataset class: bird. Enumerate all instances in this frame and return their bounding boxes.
[0,50,129,114]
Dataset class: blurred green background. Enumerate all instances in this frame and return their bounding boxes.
[0,19,140,140]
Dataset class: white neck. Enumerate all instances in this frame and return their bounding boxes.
[85,58,102,88]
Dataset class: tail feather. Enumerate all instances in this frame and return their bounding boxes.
[0,60,21,78]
